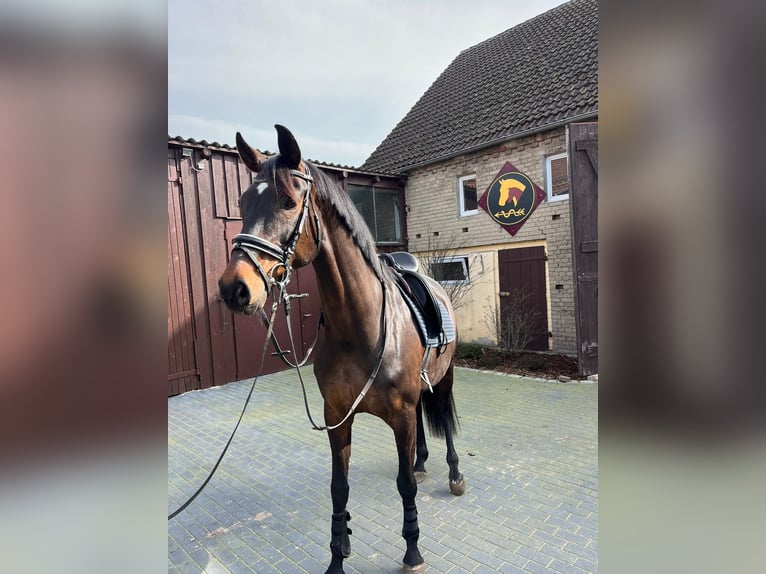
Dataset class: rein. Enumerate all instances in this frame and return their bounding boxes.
[169,167,316,521]
[168,289,282,521]
[293,279,388,432]
[234,163,388,431]
[169,164,388,519]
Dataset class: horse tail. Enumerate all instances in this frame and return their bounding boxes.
[421,364,459,438]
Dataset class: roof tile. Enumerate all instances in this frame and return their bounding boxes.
[361,0,597,173]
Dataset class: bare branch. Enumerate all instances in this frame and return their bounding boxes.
[481,287,540,356]
[413,226,488,311]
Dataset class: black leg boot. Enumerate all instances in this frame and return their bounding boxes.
[325,511,351,574]
[401,505,424,569]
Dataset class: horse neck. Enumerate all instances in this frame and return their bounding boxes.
[311,219,384,345]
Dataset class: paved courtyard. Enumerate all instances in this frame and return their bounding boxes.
[168,368,597,573]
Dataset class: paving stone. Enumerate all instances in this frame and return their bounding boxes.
[517,545,555,568]
[575,557,597,572]
[226,560,257,574]
[494,547,530,568]
[550,557,591,574]
[169,367,597,573]
[525,559,557,574]
[498,564,528,574]
[563,542,598,563]
[473,563,500,574]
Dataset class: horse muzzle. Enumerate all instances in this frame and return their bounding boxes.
[218,276,266,315]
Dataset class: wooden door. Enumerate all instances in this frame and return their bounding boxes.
[167,150,199,395]
[568,122,598,376]
[497,246,549,351]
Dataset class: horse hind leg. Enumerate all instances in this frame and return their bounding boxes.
[444,419,466,496]
[413,398,429,483]
[422,365,466,496]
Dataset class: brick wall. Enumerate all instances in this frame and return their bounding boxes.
[405,127,577,353]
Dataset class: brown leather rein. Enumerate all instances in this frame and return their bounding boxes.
[169,164,387,520]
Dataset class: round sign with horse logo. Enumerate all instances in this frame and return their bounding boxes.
[486,171,536,226]
[478,161,547,236]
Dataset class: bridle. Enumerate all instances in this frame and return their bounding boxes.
[227,160,389,433]
[230,163,324,372]
[170,171,320,521]
[231,165,320,293]
[169,160,385,520]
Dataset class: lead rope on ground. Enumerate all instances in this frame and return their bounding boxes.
[167,294,282,521]
[169,278,385,517]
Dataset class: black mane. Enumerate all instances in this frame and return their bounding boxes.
[304,162,385,282]
[255,155,385,282]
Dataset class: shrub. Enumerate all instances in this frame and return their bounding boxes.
[456,342,485,361]
[515,352,548,371]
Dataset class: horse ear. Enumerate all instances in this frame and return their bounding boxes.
[274,124,301,169]
[236,132,267,173]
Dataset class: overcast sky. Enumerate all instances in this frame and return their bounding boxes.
[169,0,568,167]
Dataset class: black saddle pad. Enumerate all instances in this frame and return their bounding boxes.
[379,253,456,347]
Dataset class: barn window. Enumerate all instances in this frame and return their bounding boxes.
[347,185,403,245]
[545,153,569,201]
[430,256,470,285]
[458,175,478,216]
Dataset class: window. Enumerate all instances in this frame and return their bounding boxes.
[458,175,478,216]
[347,185,403,245]
[430,256,470,285]
[545,153,569,201]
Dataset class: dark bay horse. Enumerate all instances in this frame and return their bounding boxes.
[218,125,465,573]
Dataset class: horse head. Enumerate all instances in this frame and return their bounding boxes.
[498,179,525,207]
[218,125,320,315]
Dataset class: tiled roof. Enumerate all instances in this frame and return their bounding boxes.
[167,135,361,172]
[168,135,239,152]
[361,0,598,174]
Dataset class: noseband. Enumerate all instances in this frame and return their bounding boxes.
[228,162,388,433]
[231,166,320,292]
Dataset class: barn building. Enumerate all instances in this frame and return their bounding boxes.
[167,0,598,394]
[361,0,598,358]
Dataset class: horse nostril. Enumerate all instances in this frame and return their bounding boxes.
[233,280,250,308]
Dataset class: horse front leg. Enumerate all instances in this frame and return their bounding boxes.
[392,406,425,571]
[325,412,354,574]
[413,397,429,483]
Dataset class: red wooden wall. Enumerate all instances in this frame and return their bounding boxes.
[167,140,404,396]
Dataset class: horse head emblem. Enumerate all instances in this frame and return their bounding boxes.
[498,178,526,207]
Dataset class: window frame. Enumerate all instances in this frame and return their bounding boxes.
[371,187,403,245]
[545,152,569,202]
[346,184,404,246]
[457,174,478,217]
[430,255,470,285]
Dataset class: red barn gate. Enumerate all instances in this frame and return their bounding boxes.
[167,139,405,396]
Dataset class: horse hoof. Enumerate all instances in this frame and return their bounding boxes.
[399,562,426,573]
[449,478,466,496]
[414,470,427,483]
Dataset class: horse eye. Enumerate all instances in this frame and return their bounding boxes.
[283,197,296,210]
